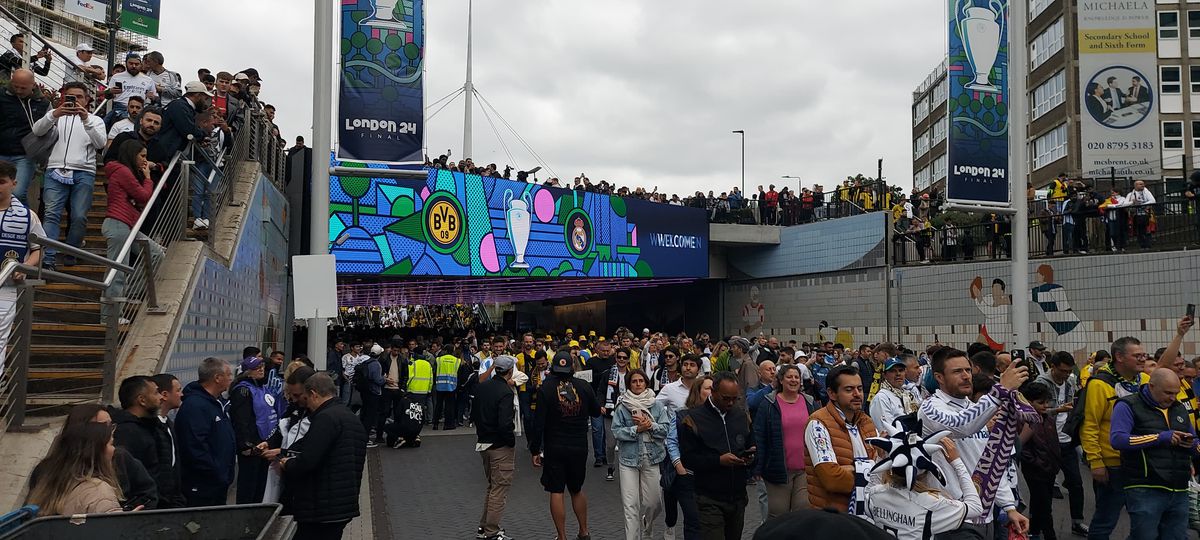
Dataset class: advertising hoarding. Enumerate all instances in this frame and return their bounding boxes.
[119,0,160,38]
[946,0,1010,207]
[329,168,710,278]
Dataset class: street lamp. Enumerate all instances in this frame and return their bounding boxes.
[732,130,745,193]
[781,175,802,193]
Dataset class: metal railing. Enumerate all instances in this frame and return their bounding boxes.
[1,235,135,438]
[892,196,1200,265]
[0,3,105,98]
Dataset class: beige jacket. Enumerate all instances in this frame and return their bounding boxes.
[57,478,121,515]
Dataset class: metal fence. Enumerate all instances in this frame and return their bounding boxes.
[0,3,105,99]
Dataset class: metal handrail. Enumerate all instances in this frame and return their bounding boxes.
[0,3,105,97]
[100,149,186,288]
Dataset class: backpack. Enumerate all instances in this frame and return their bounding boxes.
[1063,369,1118,447]
[353,358,378,395]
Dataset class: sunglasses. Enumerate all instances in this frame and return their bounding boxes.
[664,353,677,358]
[616,355,629,359]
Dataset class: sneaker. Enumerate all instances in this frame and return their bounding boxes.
[193,218,208,230]
[1070,523,1089,536]
[390,439,403,449]
[366,440,379,448]
[477,527,506,539]
[605,468,614,481]
[201,218,210,228]
[483,533,512,540]
[61,254,77,267]
[118,317,131,325]
[593,458,605,468]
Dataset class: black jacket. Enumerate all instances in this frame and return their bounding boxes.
[109,407,186,508]
[0,84,49,155]
[679,399,753,502]
[105,130,169,165]
[283,399,367,524]
[752,392,818,485]
[379,353,409,391]
[153,97,207,157]
[473,376,516,448]
[528,374,602,455]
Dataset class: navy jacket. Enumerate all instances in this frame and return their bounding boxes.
[153,97,207,157]
[175,381,236,492]
[0,85,49,155]
[753,390,818,485]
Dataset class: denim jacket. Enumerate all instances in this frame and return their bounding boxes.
[612,400,670,467]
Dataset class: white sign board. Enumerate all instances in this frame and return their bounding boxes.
[292,254,338,319]
[64,0,108,24]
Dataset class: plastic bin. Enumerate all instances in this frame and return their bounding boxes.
[0,503,293,540]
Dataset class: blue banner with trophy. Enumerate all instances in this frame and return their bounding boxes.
[946,0,1010,207]
[337,0,424,164]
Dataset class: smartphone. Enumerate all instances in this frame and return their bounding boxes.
[1188,304,1196,319]
[738,449,756,460]
[65,95,76,105]
[1010,349,1026,369]
[114,82,123,91]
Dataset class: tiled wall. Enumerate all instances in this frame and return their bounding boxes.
[166,177,290,384]
[724,251,1200,358]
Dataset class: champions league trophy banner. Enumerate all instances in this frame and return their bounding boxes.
[338,0,425,164]
[946,0,1010,208]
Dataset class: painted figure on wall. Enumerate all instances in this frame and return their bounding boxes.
[816,320,855,350]
[970,276,1011,350]
[1032,264,1084,354]
[741,286,766,335]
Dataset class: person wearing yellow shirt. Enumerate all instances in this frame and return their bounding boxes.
[1080,316,1191,538]
[1163,346,1200,431]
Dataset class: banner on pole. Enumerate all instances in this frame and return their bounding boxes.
[945,0,1010,207]
[1077,1,1159,179]
[64,0,107,24]
[337,0,425,164]
[119,0,160,39]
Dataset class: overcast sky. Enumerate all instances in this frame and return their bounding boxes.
[155,0,945,196]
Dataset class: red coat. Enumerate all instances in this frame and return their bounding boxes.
[104,160,154,228]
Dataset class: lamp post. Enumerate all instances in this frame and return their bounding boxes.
[732,130,745,194]
[781,175,802,193]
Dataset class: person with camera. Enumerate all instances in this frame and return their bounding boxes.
[32,81,106,269]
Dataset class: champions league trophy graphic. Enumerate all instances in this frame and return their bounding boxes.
[504,189,533,269]
[959,0,1005,94]
[359,0,414,31]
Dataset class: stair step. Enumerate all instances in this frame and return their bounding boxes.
[28,367,103,380]
[39,283,100,293]
[33,301,101,312]
[30,343,106,356]
[31,322,113,333]
[25,393,101,407]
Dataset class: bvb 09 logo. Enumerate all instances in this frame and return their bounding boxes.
[423,193,464,254]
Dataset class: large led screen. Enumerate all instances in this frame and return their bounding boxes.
[329,168,709,278]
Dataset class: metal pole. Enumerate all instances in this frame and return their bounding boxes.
[105,0,118,76]
[10,282,36,430]
[1009,0,1031,352]
[741,132,746,194]
[308,0,334,369]
[884,210,893,342]
[462,0,474,159]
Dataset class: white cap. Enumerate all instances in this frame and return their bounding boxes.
[75,42,93,52]
[643,328,650,334]
[796,350,808,357]
[234,72,250,81]
[183,80,214,96]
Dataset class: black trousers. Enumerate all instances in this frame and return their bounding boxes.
[695,494,746,540]
[377,388,404,441]
[184,483,229,507]
[359,391,381,435]
[1059,442,1085,521]
[1023,466,1058,540]
[1133,213,1152,248]
[433,390,457,429]
[664,472,702,540]
[235,454,268,504]
[294,520,349,540]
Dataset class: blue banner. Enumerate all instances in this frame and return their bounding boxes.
[946,0,1010,207]
[329,168,710,278]
[337,0,424,164]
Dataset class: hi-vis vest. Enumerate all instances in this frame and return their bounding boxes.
[434,354,459,392]
[407,359,433,394]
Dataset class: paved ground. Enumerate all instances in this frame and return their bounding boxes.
[373,431,1153,540]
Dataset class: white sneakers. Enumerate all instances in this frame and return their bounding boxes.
[193,218,210,230]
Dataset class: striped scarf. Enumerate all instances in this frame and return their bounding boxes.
[971,385,1042,510]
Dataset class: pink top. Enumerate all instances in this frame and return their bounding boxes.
[778,395,809,471]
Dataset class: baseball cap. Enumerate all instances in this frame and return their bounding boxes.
[240,67,263,81]
[75,43,93,52]
[183,80,214,96]
[1028,341,1047,351]
[234,72,250,81]
[884,358,906,372]
[643,328,651,334]
[241,356,263,371]
[551,351,574,375]
[492,355,516,372]
[568,340,580,348]
[795,350,808,357]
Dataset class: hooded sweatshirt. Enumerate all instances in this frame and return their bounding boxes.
[31,106,106,172]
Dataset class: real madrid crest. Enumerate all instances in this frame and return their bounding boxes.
[562,209,592,259]
[3,250,16,260]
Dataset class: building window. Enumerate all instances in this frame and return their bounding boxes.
[932,116,948,144]
[1163,66,1182,94]
[1031,70,1066,119]
[1030,0,1053,20]
[39,0,54,9]
[1032,123,1068,170]
[1190,11,1200,38]
[1191,66,1200,93]
[1163,121,1184,149]
[1161,11,1180,40]
[933,77,948,104]
[913,99,929,126]
[1030,18,1064,70]
[1192,121,1200,149]
[37,17,52,40]
[934,153,947,180]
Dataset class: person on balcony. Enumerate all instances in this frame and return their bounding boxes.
[0,34,50,81]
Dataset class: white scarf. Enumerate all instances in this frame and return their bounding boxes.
[621,387,657,414]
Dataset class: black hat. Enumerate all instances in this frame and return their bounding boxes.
[240,67,263,81]
[1028,340,1047,351]
[551,351,573,375]
[754,509,892,540]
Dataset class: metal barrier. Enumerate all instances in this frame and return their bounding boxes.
[0,3,105,98]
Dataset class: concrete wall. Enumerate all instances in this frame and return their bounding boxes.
[724,250,1200,357]
[165,177,290,384]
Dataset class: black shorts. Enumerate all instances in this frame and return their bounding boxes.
[540,446,588,494]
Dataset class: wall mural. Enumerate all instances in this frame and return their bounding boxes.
[969,276,1011,350]
[969,264,1086,353]
[329,167,709,278]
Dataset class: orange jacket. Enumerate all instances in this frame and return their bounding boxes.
[804,402,878,511]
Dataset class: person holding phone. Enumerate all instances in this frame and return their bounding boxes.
[611,369,669,540]
[678,371,755,539]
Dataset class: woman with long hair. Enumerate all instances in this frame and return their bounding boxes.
[752,364,818,518]
[612,369,670,540]
[101,139,164,322]
[26,422,123,515]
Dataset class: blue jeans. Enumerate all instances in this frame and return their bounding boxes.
[41,170,96,265]
[101,217,164,321]
[0,155,36,205]
[103,102,127,130]
[191,161,214,220]
[591,415,607,461]
[1087,467,1126,540]
[1062,222,1075,253]
[1126,487,1189,540]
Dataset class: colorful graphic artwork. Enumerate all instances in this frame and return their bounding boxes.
[329,168,709,278]
[946,0,1010,207]
[338,0,424,163]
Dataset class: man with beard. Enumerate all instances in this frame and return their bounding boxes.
[529,351,603,540]
[105,107,164,165]
[105,53,158,127]
[804,365,877,517]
